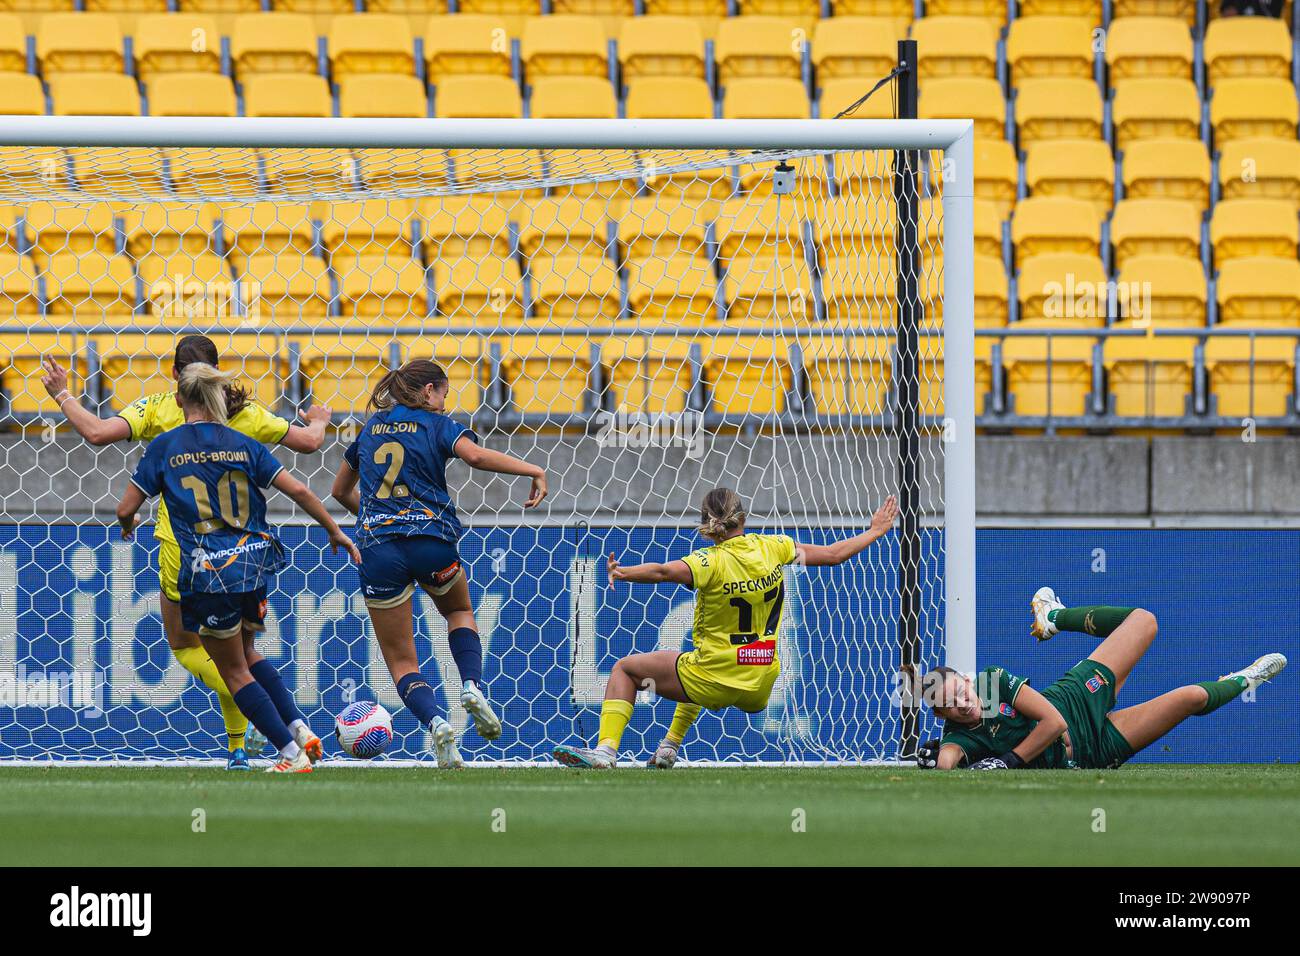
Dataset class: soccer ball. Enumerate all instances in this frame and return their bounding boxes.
[334,701,393,758]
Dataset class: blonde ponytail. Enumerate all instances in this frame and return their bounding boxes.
[178,362,237,425]
[697,487,746,542]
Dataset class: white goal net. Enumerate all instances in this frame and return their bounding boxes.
[0,118,974,764]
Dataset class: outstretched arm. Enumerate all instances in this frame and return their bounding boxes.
[272,470,361,564]
[116,483,147,540]
[280,404,333,453]
[454,434,547,508]
[607,552,693,587]
[41,357,130,446]
[796,495,898,567]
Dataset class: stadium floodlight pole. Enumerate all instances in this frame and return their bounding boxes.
[893,39,923,760]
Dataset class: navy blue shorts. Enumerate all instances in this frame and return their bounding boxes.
[182,588,268,639]
[359,536,462,609]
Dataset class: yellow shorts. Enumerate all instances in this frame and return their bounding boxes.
[158,538,181,604]
[675,652,779,713]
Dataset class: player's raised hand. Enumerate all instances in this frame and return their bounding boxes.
[607,551,623,587]
[329,530,362,565]
[916,738,942,769]
[524,472,548,509]
[870,495,899,536]
[118,514,141,541]
[301,403,332,427]
[41,357,70,402]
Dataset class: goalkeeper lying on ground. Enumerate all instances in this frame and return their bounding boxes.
[919,588,1287,770]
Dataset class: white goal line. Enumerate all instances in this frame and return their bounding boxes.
[0,758,906,769]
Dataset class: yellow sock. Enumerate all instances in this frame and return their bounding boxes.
[666,703,702,745]
[173,646,248,752]
[597,699,635,751]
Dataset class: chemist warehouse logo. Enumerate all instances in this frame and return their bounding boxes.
[49,886,151,936]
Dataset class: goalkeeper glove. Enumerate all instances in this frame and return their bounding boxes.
[916,739,942,769]
[969,751,1025,770]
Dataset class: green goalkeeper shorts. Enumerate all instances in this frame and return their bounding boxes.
[1042,659,1136,769]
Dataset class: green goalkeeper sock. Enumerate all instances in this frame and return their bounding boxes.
[1194,677,1249,716]
[1047,606,1137,637]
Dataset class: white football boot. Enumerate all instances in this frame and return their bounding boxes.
[430,717,464,769]
[646,739,680,769]
[1030,586,1065,642]
[293,723,323,765]
[460,681,502,741]
[553,744,616,769]
[1219,653,1288,689]
[265,748,313,774]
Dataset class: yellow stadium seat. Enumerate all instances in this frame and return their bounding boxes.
[1210,199,1299,265]
[975,253,1009,326]
[0,16,24,74]
[1012,196,1100,261]
[218,202,315,264]
[1,333,86,419]
[148,73,237,117]
[625,76,713,118]
[369,1,451,36]
[1113,0,1194,21]
[737,0,819,16]
[619,196,707,260]
[601,336,696,415]
[700,337,790,415]
[96,333,282,413]
[640,0,726,38]
[1001,334,1097,417]
[719,197,803,261]
[1203,16,1293,85]
[340,75,428,118]
[298,334,478,415]
[1102,335,1196,418]
[528,254,622,323]
[271,0,355,34]
[812,16,899,81]
[69,146,164,196]
[821,76,896,119]
[1017,252,1108,324]
[1018,0,1101,16]
[974,198,1005,259]
[24,202,116,261]
[243,74,332,118]
[1111,78,1199,148]
[425,15,513,84]
[521,14,607,79]
[167,148,260,197]
[329,14,415,80]
[263,148,356,195]
[231,13,317,77]
[925,0,1006,28]
[421,196,512,263]
[0,74,47,115]
[1110,198,1201,267]
[626,255,718,322]
[1121,137,1209,209]
[1211,79,1299,146]
[1006,15,1094,83]
[819,257,900,324]
[910,16,995,79]
[1205,336,1298,419]
[1216,257,1300,326]
[519,196,609,264]
[37,13,124,77]
[618,15,705,80]
[239,251,332,321]
[139,252,237,324]
[723,77,809,119]
[133,14,221,81]
[825,0,911,17]
[1116,254,1206,325]
[42,251,135,318]
[436,256,524,324]
[1104,16,1192,82]
[321,199,415,265]
[530,76,616,118]
[801,337,892,415]
[0,252,40,317]
[921,77,1006,140]
[50,73,141,116]
[334,255,429,321]
[122,204,219,264]
[176,0,261,37]
[1218,139,1300,209]
[435,74,522,117]
[494,333,595,415]
[1024,139,1114,217]
[817,193,944,263]
[714,15,802,83]
[727,256,814,325]
[974,138,1018,220]
[459,0,544,38]
[1016,78,1103,144]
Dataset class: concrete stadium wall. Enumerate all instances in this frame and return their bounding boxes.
[4,432,1299,525]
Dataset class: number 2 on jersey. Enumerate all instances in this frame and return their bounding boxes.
[374,441,409,498]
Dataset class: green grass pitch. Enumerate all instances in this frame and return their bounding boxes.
[2,765,1298,866]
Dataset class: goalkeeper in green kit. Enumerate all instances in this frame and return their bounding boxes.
[918,588,1287,770]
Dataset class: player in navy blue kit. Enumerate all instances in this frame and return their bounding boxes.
[117,363,361,773]
[331,359,547,767]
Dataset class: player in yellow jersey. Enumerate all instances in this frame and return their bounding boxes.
[552,487,898,769]
[41,335,333,769]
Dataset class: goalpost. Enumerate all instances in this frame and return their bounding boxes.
[0,116,974,764]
